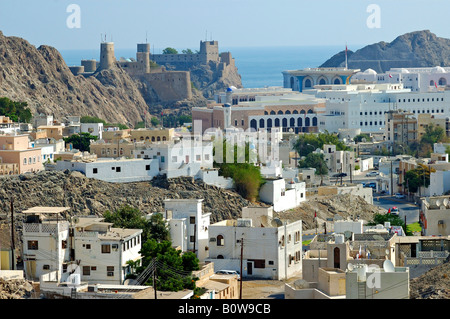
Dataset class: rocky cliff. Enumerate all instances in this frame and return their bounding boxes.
[0,31,150,126]
[321,30,450,73]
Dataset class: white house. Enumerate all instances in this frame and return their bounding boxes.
[81,123,104,140]
[55,157,159,182]
[259,177,306,212]
[73,217,142,284]
[206,206,302,280]
[22,206,142,285]
[135,139,214,179]
[162,199,211,262]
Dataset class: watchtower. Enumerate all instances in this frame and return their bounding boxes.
[199,40,219,64]
[136,43,151,74]
[99,42,115,71]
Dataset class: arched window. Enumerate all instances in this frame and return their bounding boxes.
[430,80,435,86]
[290,118,295,127]
[312,117,317,126]
[305,117,310,127]
[264,111,268,115]
[297,117,302,127]
[285,110,291,114]
[270,110,276,115]
[307,109,314,114]
[282,118,288,128]
[157,136,161,141]
[439,78,447,86]
[334,78,341,84]
[162,136,167,141]
[259,119,265,128]
[267,119,273,128]
[250,119,257,130]
[277,110,283,115]
[300,110,306,114]
[304,79,312,88]
[217,235,224,246]
[319,78,326,85]
[151,136,155,142]
[275,118,280,127]
[293,110,298,114]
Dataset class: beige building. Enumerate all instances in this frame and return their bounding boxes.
[37,125,64,140]
[417,113,449,139]
[0,134,42,174]
[129,128,175,143]
[384,110,418,145]
[420,196,450,236]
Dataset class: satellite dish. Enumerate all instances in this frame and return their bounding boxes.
[383,260,395,272]
[443,198,449,206]
[271,217,283,227]
[72,216,79,224]
[347,263,354,271]
[436,199,441,207]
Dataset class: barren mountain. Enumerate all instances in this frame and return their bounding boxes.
[321,30,450,73]
[0,31,148,126]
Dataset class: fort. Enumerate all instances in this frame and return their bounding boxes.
[68,40,239,104]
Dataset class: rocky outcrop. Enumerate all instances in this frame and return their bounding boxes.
[320,30,450,73]
[0,278,34,299]
[0,170,253,224]
[0,31,147,126]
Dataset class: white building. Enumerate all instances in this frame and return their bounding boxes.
[135,139,214,179]
[31,138,65,163]
[321,144,355,175]
[81,123,104,140]
[55,158,159,182]
[73,217,142,284]
[206,206,302,280]
[162,199,211,262]
[305,83,449,134]
[22,207,142,285]
[420,196,450,236]
[259,177,306,212]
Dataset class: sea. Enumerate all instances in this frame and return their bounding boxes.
[60,45,344,88]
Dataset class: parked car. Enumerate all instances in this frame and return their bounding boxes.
[390,207,399,216]
[215,270,240,279]
[395,193,406,199]
[333,172,347,178]
[366,171,379,177]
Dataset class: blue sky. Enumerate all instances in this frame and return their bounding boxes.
[0,0,449,52]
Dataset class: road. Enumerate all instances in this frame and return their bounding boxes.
[373,195,420,224]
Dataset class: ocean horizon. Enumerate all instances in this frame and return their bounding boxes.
[60,45,344,88]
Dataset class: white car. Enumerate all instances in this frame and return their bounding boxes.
[395,193,406,199]
[366,171,379,177]
[215,270,240,279]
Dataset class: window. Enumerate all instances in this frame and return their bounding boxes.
[86,244,91,249]
[190,236,195,243]
[83,266,90,276]
[27,240,38,250]
[217,235,225,246]
[112,244,119,251]
[107,266,114,277]
[91,266,97,271]
[61,240,67,249]
[101,244,111,254]
[196,155,201,161]
[93,168,98,174]
[145,164,151,171]
[116,167,121,172]
[190,216,196,224]
[43,264,50,270]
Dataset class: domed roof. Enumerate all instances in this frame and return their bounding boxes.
[364,68,377,75]
[432,66,446,73]
[400,68,410,73]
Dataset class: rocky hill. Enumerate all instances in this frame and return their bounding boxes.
[0,31,150,127]
[410,260,450,299]
[320,30,450,73]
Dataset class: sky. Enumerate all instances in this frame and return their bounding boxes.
[0,0,449,52]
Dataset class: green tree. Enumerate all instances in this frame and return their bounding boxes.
[214,139,264,201]
[138,239,199,292]
[298,152,328,185]
[354,133,372,143]
[403,164,435,194]
[293,131,349,157]
[0,97,32,123]
[418,124,447,157]
[367,213,411,235]
[103,206,169,243]
[162,47,178,55]
[150,117,160,127]
[182,49,194,54]
[63,132,98,152]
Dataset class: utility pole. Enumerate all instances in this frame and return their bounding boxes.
[153,258,157,300]
[239,238,243,299]
[10,198,15,270]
